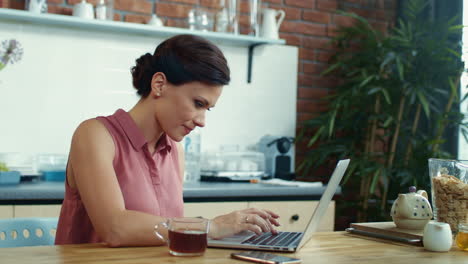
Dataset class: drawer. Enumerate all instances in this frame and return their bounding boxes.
[14,205,62,218]
[0,205,13,219]
[184,202,248,219]
[248,201,335,232]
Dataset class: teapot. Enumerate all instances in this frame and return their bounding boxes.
[390,186,433,230]
[260,8,285,39]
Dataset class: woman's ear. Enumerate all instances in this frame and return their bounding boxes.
[150,72,167,98]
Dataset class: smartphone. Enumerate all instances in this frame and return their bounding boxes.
[231,251,301,264]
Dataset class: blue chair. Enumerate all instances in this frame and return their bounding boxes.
[0,217,58,247]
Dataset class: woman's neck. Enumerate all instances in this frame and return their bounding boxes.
[128,99,164,151]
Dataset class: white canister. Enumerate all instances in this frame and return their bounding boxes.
[423,222,453,252]
[73,0,95,19]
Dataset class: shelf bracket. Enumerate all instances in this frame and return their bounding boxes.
[247,43,266,84]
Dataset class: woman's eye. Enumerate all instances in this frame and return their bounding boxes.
[194,100,204,108]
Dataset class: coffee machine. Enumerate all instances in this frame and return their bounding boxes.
[258,135,295,180]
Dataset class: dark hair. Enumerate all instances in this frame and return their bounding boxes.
[131,34,230,97]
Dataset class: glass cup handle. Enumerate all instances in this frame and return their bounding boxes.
[154,221,169,243]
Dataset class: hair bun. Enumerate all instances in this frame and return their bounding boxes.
[131,53,154,96]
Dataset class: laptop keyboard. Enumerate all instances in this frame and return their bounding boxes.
[241,232,302,247]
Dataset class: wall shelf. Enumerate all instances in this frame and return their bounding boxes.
[0,8,285,47]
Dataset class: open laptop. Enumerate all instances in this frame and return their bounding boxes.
[207,159,350,252]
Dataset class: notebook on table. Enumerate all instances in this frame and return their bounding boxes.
[207,159,350,252]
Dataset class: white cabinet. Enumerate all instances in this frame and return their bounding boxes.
[184,202,248,219]
[13,205,62,218]
[184,200,335,232]
[0,205,13,219]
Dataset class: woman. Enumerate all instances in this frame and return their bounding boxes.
[55,34,280,247]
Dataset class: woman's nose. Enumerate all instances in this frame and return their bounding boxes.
[194,112,205,127]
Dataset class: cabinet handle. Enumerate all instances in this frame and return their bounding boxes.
[291,214,299,221]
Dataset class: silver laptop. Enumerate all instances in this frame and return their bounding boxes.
[208,159,350,252]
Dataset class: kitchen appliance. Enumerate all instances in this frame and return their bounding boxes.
[258,135,295,180]
[200,151,266,182]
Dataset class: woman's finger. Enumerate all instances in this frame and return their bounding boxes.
[245,223,262,235]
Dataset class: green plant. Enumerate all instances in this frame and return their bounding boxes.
[0,162,9,172]
[298,0,467,222]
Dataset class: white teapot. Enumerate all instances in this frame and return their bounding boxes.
[260,8,285,39]
[390,186,433,230]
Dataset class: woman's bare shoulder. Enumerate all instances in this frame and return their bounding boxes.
[71,118,114,152]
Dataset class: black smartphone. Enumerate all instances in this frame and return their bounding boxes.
[231,251,301,264]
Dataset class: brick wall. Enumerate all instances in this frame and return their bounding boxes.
[3,0,398,179]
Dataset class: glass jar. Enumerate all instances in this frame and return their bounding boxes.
[456,223,468,251]
[428,158,468,232]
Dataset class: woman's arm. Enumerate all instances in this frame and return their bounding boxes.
[69,119,168,247]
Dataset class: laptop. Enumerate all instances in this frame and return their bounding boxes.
[208,159,350,252]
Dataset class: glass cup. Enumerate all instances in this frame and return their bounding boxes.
[154,217,209,256]
[428,158,468,233]
[456,223,468,251]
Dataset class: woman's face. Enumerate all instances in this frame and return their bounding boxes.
[155,81,223,142]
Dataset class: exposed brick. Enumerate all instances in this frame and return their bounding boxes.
[371,21,389,34]
[173,0,198,5]
[285,0,314,8]
[298,86,329,99]
[3,0,25,10]
[299,74,338,87]
[48,0,64,5]
[317,0,337,11]
[0,0,8,8]
[299,47,315,60]
[270,4,302,20]
[115,0,152,14]
[125,13,151,23]
[47,5,73,15]
[327,24,339,37]
[333,14,358,27]
[297,112,320,123]
[263,0,283,4]
[239,0,249,13]
[156,2,192,18]
[280,33,301,46]
[347,7,372,19]
[68,0,99,5]
[302,62,327,75]
[200,0,221,9]
[303,10,330,24]
[166,18,188,28]
[297,98,328,113]
[316,50,333,62]
[302,36,332,50]
[282,21,327,36]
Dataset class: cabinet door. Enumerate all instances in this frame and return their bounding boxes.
[0,205,13,219]
[248,201,335,232]
[14,205,62,218]
[184,202,248,219]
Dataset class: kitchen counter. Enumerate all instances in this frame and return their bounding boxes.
[0,181,335,204]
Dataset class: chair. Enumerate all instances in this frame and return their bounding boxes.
[0,217,58,248]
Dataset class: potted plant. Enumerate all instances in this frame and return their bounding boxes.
[298,0,467,224]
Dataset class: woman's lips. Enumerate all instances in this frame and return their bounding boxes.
[183,126,193,135]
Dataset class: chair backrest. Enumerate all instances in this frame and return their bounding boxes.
[0,217,58,248]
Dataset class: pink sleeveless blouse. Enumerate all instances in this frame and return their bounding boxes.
[55,109,184,244]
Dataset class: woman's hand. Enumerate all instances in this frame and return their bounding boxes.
[208,208,280,240]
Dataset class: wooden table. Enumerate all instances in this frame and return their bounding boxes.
[0,232,466,263]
